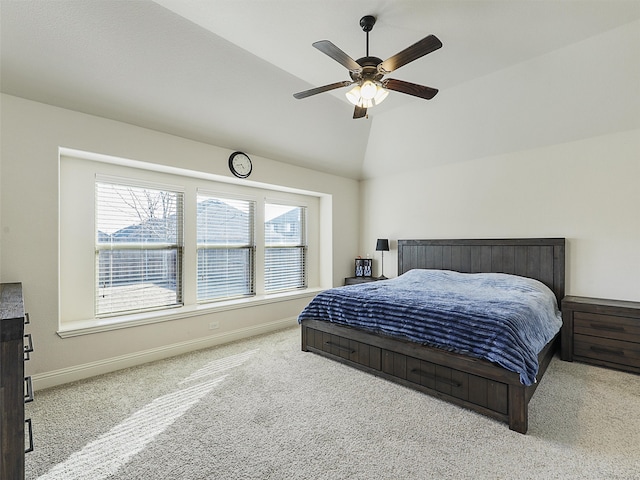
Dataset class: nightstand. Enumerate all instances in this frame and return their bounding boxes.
[561,296,640,374]
[344,276,379,286]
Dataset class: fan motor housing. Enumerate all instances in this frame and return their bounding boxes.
[351,56,384,82]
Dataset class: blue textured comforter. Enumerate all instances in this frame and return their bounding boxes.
[298,269,562,385]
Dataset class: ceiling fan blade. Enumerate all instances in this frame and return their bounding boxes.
[293,81,353,99]
[313,40,362,72]
[384,78,438,100]
[353,105,367,119]
[378,35,442,74]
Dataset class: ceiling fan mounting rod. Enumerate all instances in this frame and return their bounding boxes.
[360,15,376,57]
[366,29,369,56]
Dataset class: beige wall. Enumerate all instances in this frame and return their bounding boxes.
[361,128,640,302]
[0,94,360,388]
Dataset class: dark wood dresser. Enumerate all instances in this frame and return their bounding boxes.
[561,296,640,374]
[1,283,33,479]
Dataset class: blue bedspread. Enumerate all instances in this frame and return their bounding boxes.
[298,269,562,385]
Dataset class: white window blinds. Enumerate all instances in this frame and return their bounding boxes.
[95,181,184,317]
[264,204,307,292]
[197,193,255,302]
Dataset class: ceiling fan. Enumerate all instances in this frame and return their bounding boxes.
[293,15,442,119]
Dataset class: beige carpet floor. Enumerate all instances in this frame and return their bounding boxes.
[25,326,640,479]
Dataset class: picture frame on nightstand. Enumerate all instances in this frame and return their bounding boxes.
[354,258,372,277]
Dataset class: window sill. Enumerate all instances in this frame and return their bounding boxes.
[57,287,323,338]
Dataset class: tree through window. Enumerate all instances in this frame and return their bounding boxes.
[95,181,183,316]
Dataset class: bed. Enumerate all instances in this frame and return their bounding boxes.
[299,238,565,433]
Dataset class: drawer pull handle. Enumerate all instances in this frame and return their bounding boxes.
[589,323,625,332]
[25,312,30,325]
[24,333,34,361]
[410,368,462,388]
[325,341,355,354]
[25,418,34,453]
[24,333,34,353]
[25,376,34,403]
[589,345,624,357]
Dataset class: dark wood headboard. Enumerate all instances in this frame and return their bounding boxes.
[397,238,565,305]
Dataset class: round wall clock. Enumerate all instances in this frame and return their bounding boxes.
[228,151,252,178]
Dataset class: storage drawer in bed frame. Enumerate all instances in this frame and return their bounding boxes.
[300,318,560,434]
[305,326,510,417]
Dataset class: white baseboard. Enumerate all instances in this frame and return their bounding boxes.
[32,317,298,391]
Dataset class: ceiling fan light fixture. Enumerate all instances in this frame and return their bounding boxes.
[373,85,389,104]
[345,85,362,106]
[360,80,377,100]
[345,81,389,108]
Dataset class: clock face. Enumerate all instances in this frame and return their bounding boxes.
[229,152,252,178]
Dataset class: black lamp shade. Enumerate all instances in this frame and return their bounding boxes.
[376,239,389,252]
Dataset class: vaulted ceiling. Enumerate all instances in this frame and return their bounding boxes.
[2,1,639,179]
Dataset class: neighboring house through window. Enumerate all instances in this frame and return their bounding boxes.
[197,193,255,302]
[265,203,307,292]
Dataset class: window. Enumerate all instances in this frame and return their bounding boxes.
[59,151,323,333]
[264,203,307,292]
[197,193,255,302]
[95,181,184,317]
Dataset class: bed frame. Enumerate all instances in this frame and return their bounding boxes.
[301,238,565,433]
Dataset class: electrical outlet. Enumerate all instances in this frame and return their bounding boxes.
[208,321,219,330]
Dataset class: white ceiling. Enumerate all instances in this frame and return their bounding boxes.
[2,0,639,179]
